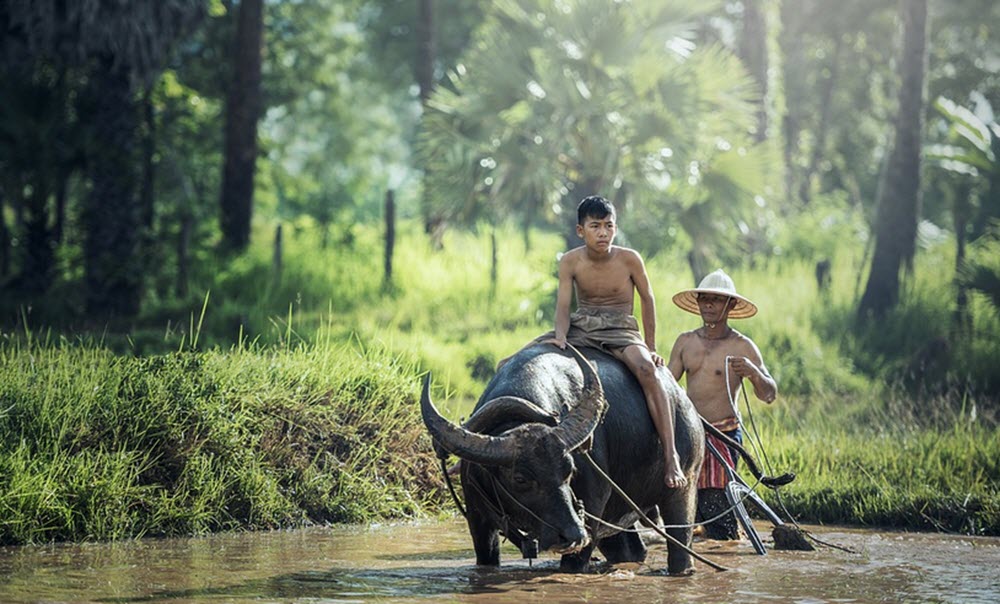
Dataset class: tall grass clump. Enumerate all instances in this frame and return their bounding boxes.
[0,337,444,545]
[753,388,1000,535]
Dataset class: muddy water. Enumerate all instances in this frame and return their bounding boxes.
[0,519,997,603]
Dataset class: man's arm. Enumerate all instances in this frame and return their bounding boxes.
[548,253,575,348]
[628,251,663,365]
[730,339,777,403]
[667,335,686,381]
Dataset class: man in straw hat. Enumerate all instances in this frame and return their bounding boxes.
[667,269,777,540]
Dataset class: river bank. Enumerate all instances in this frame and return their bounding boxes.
[0,341,446,545]
[1,339,997,546]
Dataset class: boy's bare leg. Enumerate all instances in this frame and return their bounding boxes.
[621,345,688,488]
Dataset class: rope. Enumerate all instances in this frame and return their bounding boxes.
[727,363,855,554]
[582,451,729,572]
[582,471,768,535]
[440,457,467,518]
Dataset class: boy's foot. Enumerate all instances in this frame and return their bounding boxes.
[664,456,688,489]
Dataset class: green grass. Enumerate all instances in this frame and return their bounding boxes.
[740,385,1000,535]
[0,337,446,545]
[2,218,999,541]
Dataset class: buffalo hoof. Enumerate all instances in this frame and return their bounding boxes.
[559,553,593,573]
[668,565,696,577]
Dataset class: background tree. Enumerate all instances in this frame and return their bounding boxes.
[0,1,207,318]
[777,0,898,207]
[927,96,1000,330]
[859,0,929,318]
[420,0,774,284]
[360,0,485,246]
[219,0,264,252]
[738,0,770,143]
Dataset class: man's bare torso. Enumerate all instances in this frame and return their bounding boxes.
[566,246,637,313]
[669,328,759,423]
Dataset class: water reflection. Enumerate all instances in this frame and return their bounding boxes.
[0,519,997,603]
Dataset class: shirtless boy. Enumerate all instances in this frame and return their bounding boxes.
[667,269,776,538]
[542,195,687,488]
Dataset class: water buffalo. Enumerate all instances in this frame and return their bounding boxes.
[421,342,705,575]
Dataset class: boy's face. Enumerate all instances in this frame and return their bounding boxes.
[696,293,736,323]
[576,213,617,252]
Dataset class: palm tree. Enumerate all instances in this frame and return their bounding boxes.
[419,0,771,281]
[927,96,1000,327]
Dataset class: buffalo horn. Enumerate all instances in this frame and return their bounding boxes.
[551,344,606,450]
[420,374,517,466]
[463,396,558,433]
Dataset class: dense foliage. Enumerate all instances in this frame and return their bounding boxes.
[1,0,999,542]
[0,337,441,544]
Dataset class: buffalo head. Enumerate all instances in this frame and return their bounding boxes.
[421,345,605,556]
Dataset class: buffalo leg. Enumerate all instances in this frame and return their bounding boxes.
[660,487,697,575]
[463,471,501,566]
[468,515,500,566]
[597,529,648,563]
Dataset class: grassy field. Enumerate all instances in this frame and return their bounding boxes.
[1,219,998,543]
[0,337,446,545]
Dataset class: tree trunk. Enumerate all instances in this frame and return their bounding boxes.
[780,0,806,203]
[176,211,192,299]
[219,0,264,252]
[0,191,9,278]
[82,56,142,318]
[687,248,710,287]
[383,189,396,289]
[417,0,444,247]
[739,0,769,142]
[19,182,53,294]
[858,0,928,319]
[490,225,498,301]
[416,0,436,104]
[971,141,1000,241]
[951,183,971,337]
[52,168,69,245]
[141,84,156,232]
[320,222,330,249]
[272,223,283,284]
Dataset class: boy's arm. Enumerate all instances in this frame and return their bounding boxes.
[547,254,575,348]
[730,339,777,403]
[629,251,663,365]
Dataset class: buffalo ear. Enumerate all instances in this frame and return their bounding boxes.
[465,396,557,433]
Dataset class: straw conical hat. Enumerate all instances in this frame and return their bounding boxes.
[672,269,757,319]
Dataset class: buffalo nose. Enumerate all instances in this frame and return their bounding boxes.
[559,526,589,551]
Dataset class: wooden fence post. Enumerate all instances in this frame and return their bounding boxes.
[383,189,395,289]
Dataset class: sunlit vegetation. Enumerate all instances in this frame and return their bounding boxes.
[2,0,1000,544]
[0,334,443,545]
[3,219,998,542]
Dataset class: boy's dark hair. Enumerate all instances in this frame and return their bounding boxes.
[577,195,616,225]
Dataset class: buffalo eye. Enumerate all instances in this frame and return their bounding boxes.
[512,472,530,488]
